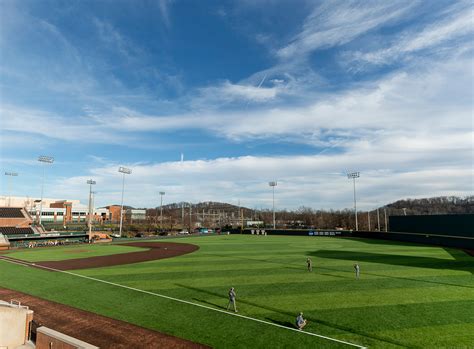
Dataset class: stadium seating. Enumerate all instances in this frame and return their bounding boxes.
[0,208,25,218]
[0,227,35,235]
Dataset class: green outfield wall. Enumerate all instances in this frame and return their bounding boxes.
[229,213,474,249]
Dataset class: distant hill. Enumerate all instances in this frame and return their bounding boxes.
[154,197,474,215]
[386,196,473,215]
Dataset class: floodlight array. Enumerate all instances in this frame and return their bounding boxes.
[347,172,360,179]
[118,166,132,174]
[38,155,54,163]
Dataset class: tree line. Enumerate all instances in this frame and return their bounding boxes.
[143,196,473,231]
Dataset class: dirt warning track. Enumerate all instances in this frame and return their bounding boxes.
[36,242,199,270]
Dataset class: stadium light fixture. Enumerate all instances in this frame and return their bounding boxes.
[38,155,54,225]
[5,171,18,207]
[87,179,96,239]
[269,181,277,229]
[118,166,132,238]
[347,172,360,231]
[159,191,165,231]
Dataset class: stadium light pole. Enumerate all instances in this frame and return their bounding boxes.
[367,211,371,231]
[38,156,54,225]
[5,171,18,207]
[159,191,165,231]
[384,208,388,232]
[377,207,381,231]
[87,179,96,239]
[118,167,132,238]
[347,172,360,231]
[181,153,185,231]
[189,203,192,232]
[269,181,277,229]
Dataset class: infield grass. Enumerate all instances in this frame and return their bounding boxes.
[3,243,143,261]
[1,235,473,348]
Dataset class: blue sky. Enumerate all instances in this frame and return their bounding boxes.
[0,0,472,210]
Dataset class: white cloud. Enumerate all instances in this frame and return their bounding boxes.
[193,80,281,107]
[46,139,472,210]
[2,55,471,152]
[277,1,415,60]
[0,105,130,144]
[349,3,474,66]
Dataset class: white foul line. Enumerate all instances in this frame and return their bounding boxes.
[0,258,366,348]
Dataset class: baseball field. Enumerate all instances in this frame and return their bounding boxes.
[1,235,473,348]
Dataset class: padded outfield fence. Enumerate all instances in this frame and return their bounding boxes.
[230,214,474,249]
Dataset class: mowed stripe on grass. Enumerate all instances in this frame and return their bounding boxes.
[2,235,474,348]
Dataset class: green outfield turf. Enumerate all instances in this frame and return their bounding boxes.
[1,235,473,348]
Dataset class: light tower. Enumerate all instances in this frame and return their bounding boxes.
[159,191,165,231]
[269,181,277,229]
[118,166,132,238]
[38,156,54,225]
[87,179,96,239]
[4,171,18,207]
[347,172,360,231]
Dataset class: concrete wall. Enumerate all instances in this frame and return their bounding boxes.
[36,327,98,349]
[0,301,33,349]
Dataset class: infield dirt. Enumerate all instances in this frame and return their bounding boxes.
[36,241,199,270]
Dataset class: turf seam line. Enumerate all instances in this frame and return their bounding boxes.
[0,258,365,348]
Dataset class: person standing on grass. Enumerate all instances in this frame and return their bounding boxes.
[306,258,313,272]
[354,263,360,279]
[227,287,237,312]
[295,312,307,330]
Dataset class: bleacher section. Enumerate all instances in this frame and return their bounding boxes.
[0,227,35,235]
[0,208,25,218]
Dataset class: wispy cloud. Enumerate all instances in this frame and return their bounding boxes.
[93,17,145,62]
[2,55,471,149]
[277,1,415,60]
[194,80,281,107]
[0,105,129,144]
[158,0,174,29]
[348,2,474,67]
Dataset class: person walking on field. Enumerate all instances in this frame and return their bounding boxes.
[354,263,360,279]
[295,312,307,330]
[306,258,313,272]
[227,287,237,312]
